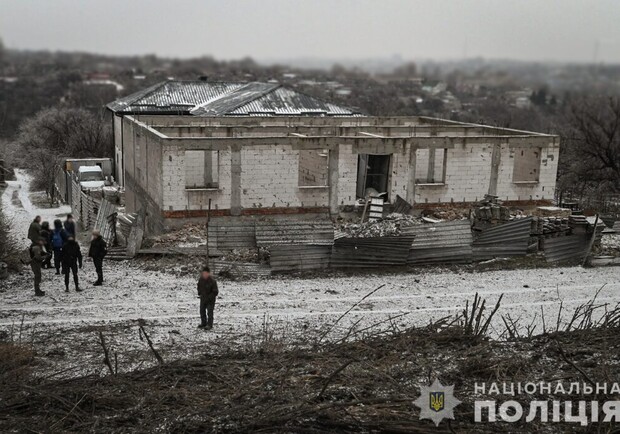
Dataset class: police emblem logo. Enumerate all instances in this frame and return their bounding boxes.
[430,391,444,412]
[414,379,461,426]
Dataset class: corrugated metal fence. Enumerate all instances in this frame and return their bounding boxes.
[408,220,473,265]
[256,219,334,246]
[94,198,117,244]
[331,235,415,268]
[70,179,99,231]
[472,217,534,260]
[207,217,256,253]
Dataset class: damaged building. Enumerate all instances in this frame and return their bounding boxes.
[107,80,559,234]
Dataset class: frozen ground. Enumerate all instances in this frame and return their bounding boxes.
[1,171,619,378]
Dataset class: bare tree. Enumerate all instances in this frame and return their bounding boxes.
[14,107,113,202]
[560,97,620,197]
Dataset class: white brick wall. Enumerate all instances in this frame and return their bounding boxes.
[162,146,232,211]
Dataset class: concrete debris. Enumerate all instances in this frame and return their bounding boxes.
[421,207,471,221]
[471,194,511,229]
[145,224,208,249]
[337,213,422,238]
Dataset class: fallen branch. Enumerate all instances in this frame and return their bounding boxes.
[138,323,164,365]
[98,331,115,376]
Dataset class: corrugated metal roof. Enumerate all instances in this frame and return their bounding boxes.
[227,86,359,116]
[108,80,362,116]
[107,81,244,113]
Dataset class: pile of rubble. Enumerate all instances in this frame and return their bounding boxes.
[145,223,208,249]
[421,207,470,221]
[472,195,511,222]
[336,213,422,238]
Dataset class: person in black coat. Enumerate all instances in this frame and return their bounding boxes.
[63,214,76,239]
[62,235,83,292]
[197,266,219,329]
[88,229,107,286]
[40,221,53,269]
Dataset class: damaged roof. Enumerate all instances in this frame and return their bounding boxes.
[107,80,362,116]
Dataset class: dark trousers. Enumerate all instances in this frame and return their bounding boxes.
[200,297,215,327]
[31,263,42,292]
[42,249,52,268]
[93,257,104,282]
[53,248,62,272]
[64,263,79,289]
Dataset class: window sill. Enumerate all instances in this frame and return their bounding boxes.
[298,185,329,190]
[415,183,446,187]
[185,187,221,192]
[512,181,539,185]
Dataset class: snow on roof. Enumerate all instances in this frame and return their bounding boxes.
[107,80,362,117]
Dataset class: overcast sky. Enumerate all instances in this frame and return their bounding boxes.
[1,0,619,63]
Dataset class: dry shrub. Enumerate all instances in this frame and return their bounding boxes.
[0,342,35,385]
[0,207,21,271]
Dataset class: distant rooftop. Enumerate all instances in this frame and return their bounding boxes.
[107,80,362,116]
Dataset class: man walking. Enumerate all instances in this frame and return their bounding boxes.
[197,266,218,330]
[27,216,42,244]
[62,235,83,292]
[88,229,107,286]
[29,237,47,296]
[51,220,67,275]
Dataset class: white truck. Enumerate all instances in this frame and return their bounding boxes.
[77,165,105,190]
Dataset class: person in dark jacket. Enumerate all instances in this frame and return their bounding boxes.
[29,237,47,296]
[88,229,107,286]
[197,266,218,329]
[40,221,53,269]
[27,216,42,244]
[63,214,76,238]
[51,219,68,275]
[62,235,83,292]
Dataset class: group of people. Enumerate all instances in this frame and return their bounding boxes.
[27,214,108,296]
[27,213,220,329]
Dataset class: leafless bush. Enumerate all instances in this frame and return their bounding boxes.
[0,207,21,271]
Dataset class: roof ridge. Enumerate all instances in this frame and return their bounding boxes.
[220,82,281,114]
[125,80,169,106]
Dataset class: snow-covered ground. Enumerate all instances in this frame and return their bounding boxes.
[1,171,619,378]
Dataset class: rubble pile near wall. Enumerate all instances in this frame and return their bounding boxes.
[421,207,470,221]
[471,194,511,230]
[533,217,571,236]
[146,223,208,249]
[336,213,422,238]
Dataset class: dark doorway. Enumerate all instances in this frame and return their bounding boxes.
[356,154,391,199]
